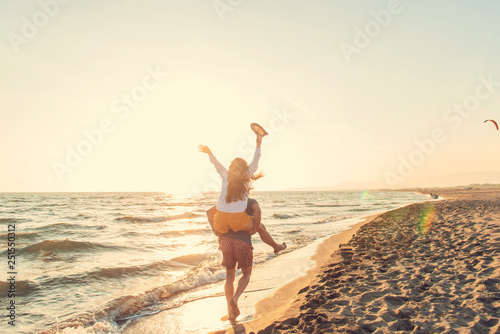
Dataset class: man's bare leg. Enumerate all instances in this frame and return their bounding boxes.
[230,266,251,322]
[225,267,237,323]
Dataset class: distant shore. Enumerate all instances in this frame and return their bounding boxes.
[235,189,500,333]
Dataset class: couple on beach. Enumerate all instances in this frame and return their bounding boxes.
[198,123,287,323]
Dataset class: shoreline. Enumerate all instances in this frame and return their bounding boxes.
[122,214,383,334]
[250,189,500,333]
[121,194,431,334]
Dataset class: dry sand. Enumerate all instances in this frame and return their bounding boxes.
[248,190,500,333]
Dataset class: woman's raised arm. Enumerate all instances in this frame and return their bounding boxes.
[198,144,226,178]
[248,134,263,175]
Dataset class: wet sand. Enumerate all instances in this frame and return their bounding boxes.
[251,190,500,333]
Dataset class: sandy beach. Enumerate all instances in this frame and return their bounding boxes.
[247,189,500,333]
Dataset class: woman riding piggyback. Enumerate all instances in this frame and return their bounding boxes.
[198,134,264,235]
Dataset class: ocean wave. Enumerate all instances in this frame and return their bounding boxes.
[39,253,210,288]
[0,218,24,223]
[0,280,39,296]
[20,239,117,255]
[0,231,40,239]
[125,228,212,239]
[41,253,226,332]
[315,216,348,224]
[290,234,314,244]
[273,213,300,219]
[73,213,92,219]
[39,203,68,207]
[7,199,29,202]
[287,229,302,234]
[115,211,202,223]
[38,222,106,232]
[109,255,225,321]
[349,208,373,212]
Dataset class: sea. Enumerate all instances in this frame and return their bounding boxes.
[0,191,429,333]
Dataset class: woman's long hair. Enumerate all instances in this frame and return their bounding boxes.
[225,158,264,204]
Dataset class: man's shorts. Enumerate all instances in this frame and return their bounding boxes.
[221,237,253,269]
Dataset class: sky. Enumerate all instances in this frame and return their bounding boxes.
[1,0,500,193]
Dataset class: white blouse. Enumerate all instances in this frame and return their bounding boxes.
[209,148,261,213]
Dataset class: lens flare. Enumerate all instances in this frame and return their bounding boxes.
[418,204,436,235]
[360,190,369,201]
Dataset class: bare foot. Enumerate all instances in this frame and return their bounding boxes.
[274,242,287,254]
[228,304,235,323]
[230,298,240,319]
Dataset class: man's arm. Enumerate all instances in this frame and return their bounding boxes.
[250,203,261,235]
